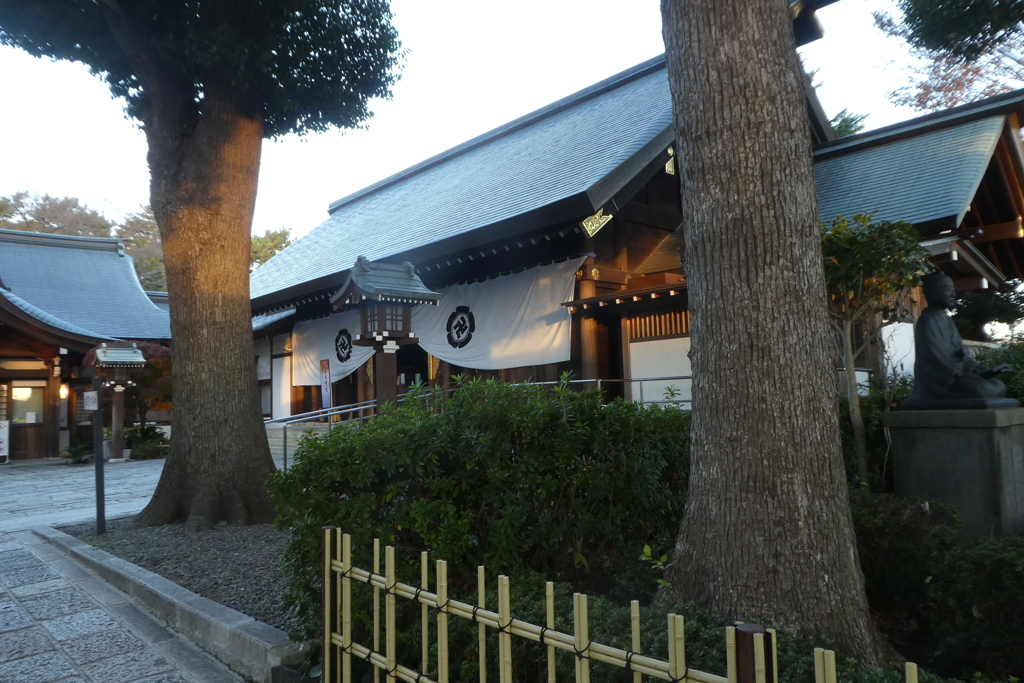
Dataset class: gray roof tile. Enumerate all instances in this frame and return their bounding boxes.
[815,116,1004,228]
[251,59,673,301]
[0,229,171,340]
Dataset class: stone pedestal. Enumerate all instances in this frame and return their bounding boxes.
[884,408,1024,538]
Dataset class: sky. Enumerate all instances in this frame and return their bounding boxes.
[0,0,924,240]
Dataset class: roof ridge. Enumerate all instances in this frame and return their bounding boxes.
[326,54,668,215]
[813,87,1024,160]
[0,227,126,253]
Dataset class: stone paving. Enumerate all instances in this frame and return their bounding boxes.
[0,458,166,534]
[0,528,242,683]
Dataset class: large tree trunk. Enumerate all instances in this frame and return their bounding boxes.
[134,84,277,530]
[659,0,889,665]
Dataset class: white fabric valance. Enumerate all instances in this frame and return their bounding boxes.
[412,258,584,370]
[291,310,374,386]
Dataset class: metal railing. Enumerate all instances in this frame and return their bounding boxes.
[265,400,378,470]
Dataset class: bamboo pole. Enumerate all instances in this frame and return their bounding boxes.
[573,594,583,683]
[668,615,677,683]
[726,627,737,683]
[813,649,824,683]
[752,633,766,683]
[498,576,513,683]
[479,567,487,683]
[323,528,334,683]
[438,560,449,683]
[342,533,352,683]
[580,594,591,683]
[421,552,429,675]
[386,546,396,683]
[906,662,919,683]
[548,583,557,683]
[765,629,777,683]
[673,615,686,683]
[824,650,837,683]
[630,600,641,683]
[374,539,381,683]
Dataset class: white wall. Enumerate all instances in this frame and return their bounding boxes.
[883,321,915,377]
[272,356,292,419]
[627,336,692,407]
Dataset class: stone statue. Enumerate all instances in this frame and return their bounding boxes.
[902,272,1016,409]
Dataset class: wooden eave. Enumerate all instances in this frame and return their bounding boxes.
[0,295,102,353]
[563,282,687,313]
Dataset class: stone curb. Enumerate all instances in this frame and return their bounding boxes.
[31,525,308,683]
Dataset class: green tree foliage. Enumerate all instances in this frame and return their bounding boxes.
[822,214,931,486]
[250,228,292,270]
[0,0,403,527]
[830,109,868,137]
[952,280,1024,341]
[882,0,1023,61]
[269,378,692,641]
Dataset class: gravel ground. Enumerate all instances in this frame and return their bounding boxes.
[59,516,300,635]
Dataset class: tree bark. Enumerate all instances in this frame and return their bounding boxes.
[133,84,277,529]
[659,0,889,665]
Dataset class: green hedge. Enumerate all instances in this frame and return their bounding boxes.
[269,378,692,641]
[928,537,1024,678]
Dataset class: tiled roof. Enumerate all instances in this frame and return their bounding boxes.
[815,116,1005,230]
[251,57,674,302]
[0,229,171,340]
[335,257,439,304]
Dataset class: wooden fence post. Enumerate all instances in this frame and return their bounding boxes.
[735,624,775,683]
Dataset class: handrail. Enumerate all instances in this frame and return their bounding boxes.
[264,399,378,425]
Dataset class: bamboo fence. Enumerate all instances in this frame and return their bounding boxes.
[322,528,919,683]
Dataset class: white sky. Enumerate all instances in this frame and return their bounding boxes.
[0,0,923,239]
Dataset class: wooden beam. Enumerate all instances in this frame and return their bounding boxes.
[616,202,684,232]
[995,137,1024,217]
[954,276,988,292]
[971,216,1024,243]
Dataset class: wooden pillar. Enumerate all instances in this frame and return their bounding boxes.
[44,359,61,458]
[579,278,599,381]
[735,624,775,683]
[111,385,125,460]
[375,348,399,405]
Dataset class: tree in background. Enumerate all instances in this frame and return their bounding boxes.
[251,228,293,270]
[119,207,166,292]
[953,281,1024,341]
[658,0,888,665]
[830,109,869,137]
[0,191,114,237]
[822,214,930,487]
[874,3,1024,112]
[0,1,402,529]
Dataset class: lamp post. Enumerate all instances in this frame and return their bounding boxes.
[332,257,439,406]
[91,343,146,533]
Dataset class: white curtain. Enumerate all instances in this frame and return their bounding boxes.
[412,258,584,370]
[291,310,374,386]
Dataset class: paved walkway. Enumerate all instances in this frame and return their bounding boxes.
[0,528,241,683]
[0,458,166,534]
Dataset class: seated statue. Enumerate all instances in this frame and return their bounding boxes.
[902,272,1015,409]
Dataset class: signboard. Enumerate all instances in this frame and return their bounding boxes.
[320,359,332,410]
[0,420,9,462]
[83,391,99,411]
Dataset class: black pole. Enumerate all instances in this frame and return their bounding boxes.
[92,375,106,535]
